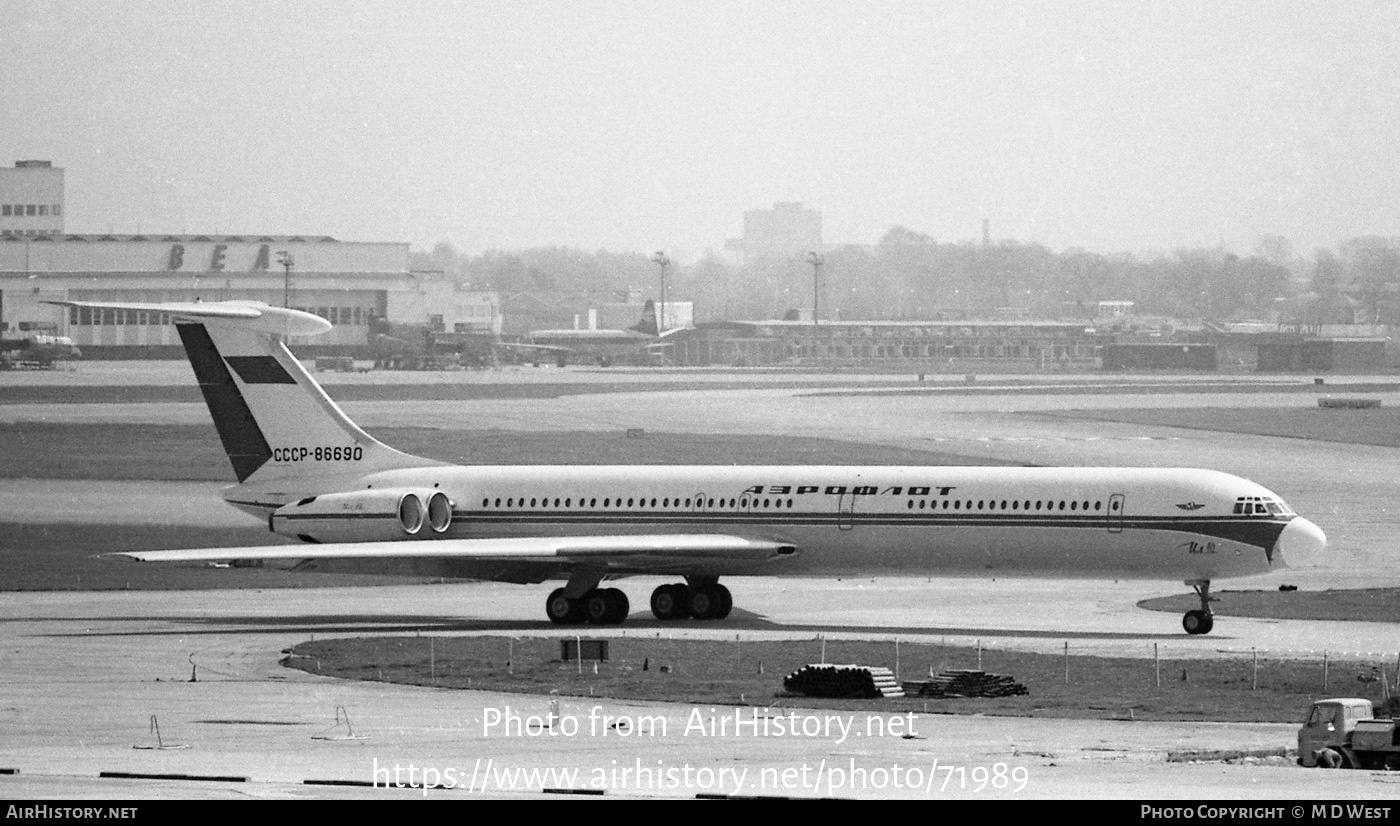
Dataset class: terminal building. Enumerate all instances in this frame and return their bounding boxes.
[668,318,1101,369]
[0,161,498,355]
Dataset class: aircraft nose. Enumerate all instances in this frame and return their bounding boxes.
[1273,516,1327,568]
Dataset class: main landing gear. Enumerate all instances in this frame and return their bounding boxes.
[546,587,630,626]
[1182,579,1215,635]
[650,579,733,621]
[543,577,735,625]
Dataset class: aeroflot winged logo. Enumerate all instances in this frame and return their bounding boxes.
[1175,501,1206,511]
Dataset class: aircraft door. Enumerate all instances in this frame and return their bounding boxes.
[692,492,706,514]
[838,492,856,531]
[1108,493,1125,533]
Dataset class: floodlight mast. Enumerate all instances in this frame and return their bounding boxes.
[807,250,823,356]
[651,251,671,332]
[276,251,295,309]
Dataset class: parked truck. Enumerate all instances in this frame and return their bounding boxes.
[1297,698,1400,769]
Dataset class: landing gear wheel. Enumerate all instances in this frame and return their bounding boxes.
[607,588,630,622]
[650,584,689,620]
[1182,609,1214,635]
[713,584,733,620]
[583,590,610,624]
[582,588,630,625]
[689,585,724,620]
[546,588,585,625]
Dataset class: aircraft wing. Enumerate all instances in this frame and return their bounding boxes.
[496,341,573,354]
[109,534,797,570]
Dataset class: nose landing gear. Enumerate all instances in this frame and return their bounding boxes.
[1182,579,1215,635]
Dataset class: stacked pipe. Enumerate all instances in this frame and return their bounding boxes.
[901,669,1029,698]
[782,664,906,698]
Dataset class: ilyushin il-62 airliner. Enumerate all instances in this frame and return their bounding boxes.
[53,300,1328,635]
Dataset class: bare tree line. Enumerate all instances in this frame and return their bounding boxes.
[413,231,1400,325]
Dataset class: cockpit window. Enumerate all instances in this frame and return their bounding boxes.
[1235,496,1293,517]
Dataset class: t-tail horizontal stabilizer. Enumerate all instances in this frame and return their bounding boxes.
[45,300,440,484]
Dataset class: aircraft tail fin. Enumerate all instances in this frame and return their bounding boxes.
[629,299,659,337]
[48,301,439,485]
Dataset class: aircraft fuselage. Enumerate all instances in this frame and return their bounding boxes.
[234,464,1305,583]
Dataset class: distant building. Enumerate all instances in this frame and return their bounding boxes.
[1095,300,1135,319]
[1102,343,1217,371]
[668,318,1100,368]
[0,160,64,237]
[1256,336,1388,373]
[0,161,479,352]
[0,235,465,352]
[1061,299,1135,321]
[596,293,692,332]
[449,290,503,335]
[725,201,822,264]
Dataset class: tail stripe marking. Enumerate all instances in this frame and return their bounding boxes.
[176,323,273,482]
[224,355,297,385]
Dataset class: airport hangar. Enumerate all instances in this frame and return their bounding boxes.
[0,233,506,357]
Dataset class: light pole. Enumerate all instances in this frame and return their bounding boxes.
[276,250,294,309]
[806,251,823,357]
[651,251,670,332]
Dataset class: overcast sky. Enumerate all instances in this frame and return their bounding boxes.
[4,1,1397,259]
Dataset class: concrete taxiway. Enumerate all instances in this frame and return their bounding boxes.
[1,582,1399,800]
[0,582,1394,800]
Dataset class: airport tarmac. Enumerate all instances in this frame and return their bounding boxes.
[1,583,1399,800]
[2,366,1398,799]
